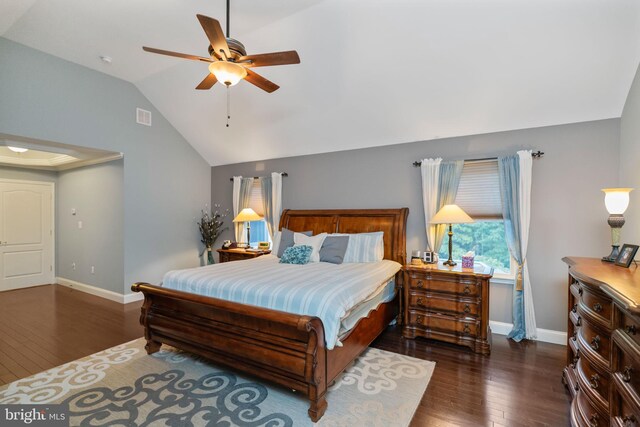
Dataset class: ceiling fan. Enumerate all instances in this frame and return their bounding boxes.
[142,1,300,93]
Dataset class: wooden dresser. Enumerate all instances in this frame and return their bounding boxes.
[562,257,640,427]
[402,263,493,355]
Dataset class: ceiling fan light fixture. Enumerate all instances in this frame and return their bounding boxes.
[208,61,247,86]
[7,146,28,153]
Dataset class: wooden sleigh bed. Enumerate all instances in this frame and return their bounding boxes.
[131,208,408,422]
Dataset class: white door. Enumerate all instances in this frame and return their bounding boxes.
[0,180,54,292]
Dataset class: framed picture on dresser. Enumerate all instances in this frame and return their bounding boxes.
[615,243,639,267]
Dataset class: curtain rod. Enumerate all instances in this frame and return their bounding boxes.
[229,172,288,181]
[412,151,544,167]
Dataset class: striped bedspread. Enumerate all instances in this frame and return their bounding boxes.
[162,255,402,349]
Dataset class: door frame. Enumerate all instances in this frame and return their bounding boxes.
[0,178,56,286]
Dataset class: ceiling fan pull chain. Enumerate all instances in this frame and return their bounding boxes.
[226,85,231,127]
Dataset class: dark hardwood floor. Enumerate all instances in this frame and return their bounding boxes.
[0,285,570,426]
[0,284,142,385]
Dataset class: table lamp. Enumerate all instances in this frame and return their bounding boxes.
[431,204,474,266]
[233,208,263,248]
[602,188,633,262]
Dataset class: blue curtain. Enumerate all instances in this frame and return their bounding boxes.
[433,160,464,252]
[498,155,525,341]
[260,177,274,238]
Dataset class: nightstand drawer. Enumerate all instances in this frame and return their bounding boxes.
[408,292,479,317]
[407,275,480,297]
[408,310,479,337]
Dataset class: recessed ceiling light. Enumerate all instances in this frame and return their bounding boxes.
[8,146,28,153]
[100,55,112,64]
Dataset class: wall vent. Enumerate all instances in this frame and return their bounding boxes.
[136,108,152,126]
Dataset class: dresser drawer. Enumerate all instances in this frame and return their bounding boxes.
[576,389,608,427]
[612,330,640,404]
[408,292,479,317]
[578,311,611,368]
[580,284,613,329]
[407,310,479,337]
[577,357,609,412]
[619,309,640,350]
[611,379,640,427]
[406,274,480,297]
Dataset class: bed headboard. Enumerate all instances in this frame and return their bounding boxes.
[278,208,409,265]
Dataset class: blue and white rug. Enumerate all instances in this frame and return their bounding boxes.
[0,338,435,426]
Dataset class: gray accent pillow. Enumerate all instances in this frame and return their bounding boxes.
[277,228,312,258]
[319,235,350,264]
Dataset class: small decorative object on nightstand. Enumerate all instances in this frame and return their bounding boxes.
[217,248,271,263]
[402,262,493,355]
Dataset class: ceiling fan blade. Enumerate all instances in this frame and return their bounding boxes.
[244,69,280,93]
[196,14,230,59]
[196,73,218,90]
[142,46,213,63]
[238,50,300,68]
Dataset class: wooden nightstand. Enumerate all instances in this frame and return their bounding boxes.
[402,262,493,355]
[216,248,271,263]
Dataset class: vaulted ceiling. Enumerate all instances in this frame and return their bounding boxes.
[2,0,640,166]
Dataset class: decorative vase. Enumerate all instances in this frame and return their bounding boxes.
[207,247,214,265]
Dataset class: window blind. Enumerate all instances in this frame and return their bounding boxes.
[248,180,264,216]
[454,160,502,219]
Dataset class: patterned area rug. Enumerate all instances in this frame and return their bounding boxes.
[0,338,434,426]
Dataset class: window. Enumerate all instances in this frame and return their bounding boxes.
[437,160,514,278]
[245,180,271,247]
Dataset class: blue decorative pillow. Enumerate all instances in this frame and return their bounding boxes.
[280,245,313,265]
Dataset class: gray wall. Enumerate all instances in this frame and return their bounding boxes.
[0,38,211,295]
[620,62,640,245]
[57,161,124,293]
[212,119,620,332]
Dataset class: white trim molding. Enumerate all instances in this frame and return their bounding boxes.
[489,320,567,345]
[56,277,143,304]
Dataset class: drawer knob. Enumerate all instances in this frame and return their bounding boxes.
[578,287,583,297]
[416,315,423,323]
[622,365,633,383]
[571,351,580,369]
[590,335,601,351]
[463,324,471,335]
[626,324,637,335]
[416,280,423,288]
[592,302,603,313]
[576,316,582,327]
[463,286,471,294]
[572,332,577,342]
[417,297,424,306]
[589,373,600,389]
[622,415,636,427]
[589,413,599,427]
[572,304,577,313]
[463,304,471,314]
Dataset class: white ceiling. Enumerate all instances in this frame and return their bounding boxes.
[2,0,640,166]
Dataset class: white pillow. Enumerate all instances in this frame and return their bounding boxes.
[272,231,281,256]
[335,231,384,263]
[294,232,327,263]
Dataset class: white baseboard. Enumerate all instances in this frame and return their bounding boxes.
[489,320,567,345]
[56,277,143,304]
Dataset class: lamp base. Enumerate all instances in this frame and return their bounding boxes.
[602,245,620,263]
[443,259,457,267]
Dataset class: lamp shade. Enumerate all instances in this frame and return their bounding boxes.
[431,204,474,225]
[233,208,263,223]
[602,188,633,214]
[208,61,247,86]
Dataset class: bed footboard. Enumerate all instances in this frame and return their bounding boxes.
[131,282,328,421]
